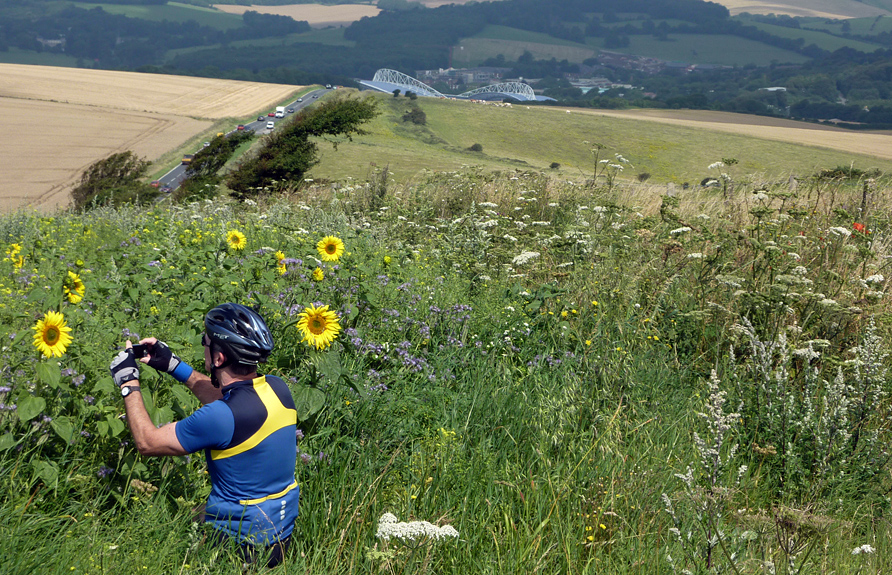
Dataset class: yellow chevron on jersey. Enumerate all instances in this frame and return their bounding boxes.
[210,376,297,461]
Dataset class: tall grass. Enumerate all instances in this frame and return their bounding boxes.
[1,165,892,573]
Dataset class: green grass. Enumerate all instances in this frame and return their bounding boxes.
[71,1,244,29]
[590,33,809,66]
[737,18,886,52]
[801,14,892,35]
[474,25,590,47]
[309,92,892,184]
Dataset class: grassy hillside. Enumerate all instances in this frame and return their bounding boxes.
[309,92,892,185]
[2,154,892,572]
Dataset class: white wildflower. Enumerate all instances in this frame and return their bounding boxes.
[479,202,498,208]
[828,226,852,238]
[503,234,518,242]
[376,512,459,543]
[592,206,607,213]
[477,219,498,229]
[556,262,574,268]
[547,202,559,207]
[866,274,884,284]
[708,161,725,170]
[512,251,540,266]
[531,221,550,226]
[753,192,769,201]
[687,253,703,259]
[852,544,875,555]
[670,227,692,235]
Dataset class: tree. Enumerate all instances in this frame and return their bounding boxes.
[70,151,157,210]
[402,105,426,124]
[225,97,378,197]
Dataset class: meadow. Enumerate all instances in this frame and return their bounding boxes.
[310,93,892,185]
[1,154,892,573]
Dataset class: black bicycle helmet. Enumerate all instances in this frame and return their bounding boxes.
[204,303,274,366]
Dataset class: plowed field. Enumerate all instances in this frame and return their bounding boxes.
[712,0,891,18]
[0,64,301,212]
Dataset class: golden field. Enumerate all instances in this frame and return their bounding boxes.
[213,3,380,27]
[711,0,892,18]
[0,64,301,212]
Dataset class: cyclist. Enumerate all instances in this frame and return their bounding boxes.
[110,303,298,568]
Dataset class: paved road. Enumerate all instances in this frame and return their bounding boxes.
[156,88,330,190]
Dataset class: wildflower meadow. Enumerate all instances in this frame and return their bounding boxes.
[1,163,892,574]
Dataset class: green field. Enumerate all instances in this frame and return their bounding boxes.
[801,14,892,35]
[737,18,886,52]
[72,1,244,29]
[593,33,810,66]
[454,26,597,67]
[309,92,892,184]
[0,47,81,68]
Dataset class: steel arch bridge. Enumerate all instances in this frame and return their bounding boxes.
[368,69,538,101]
[372,69,445,98]
[459,82,535,100]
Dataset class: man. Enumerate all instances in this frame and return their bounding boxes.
[110,303,299,568]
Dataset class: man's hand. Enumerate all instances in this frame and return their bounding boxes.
[110,348,140,387]
[139,337,194,383]
[141,338,181,373]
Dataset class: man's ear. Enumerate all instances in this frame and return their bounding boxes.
[213,350,227,368]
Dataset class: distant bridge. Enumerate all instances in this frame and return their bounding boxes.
[359,69,551,102]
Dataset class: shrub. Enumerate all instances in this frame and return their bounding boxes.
[550,162,560,169]
[401,105,426,125]
[468,143,483,152]
[70,152,158,210]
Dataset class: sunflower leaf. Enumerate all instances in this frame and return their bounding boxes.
[16,395,46,422]
[36,362,61,389]
[292,385,325,422]
[50,416,76,443]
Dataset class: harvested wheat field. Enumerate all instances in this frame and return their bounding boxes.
[0,64,300,118]
[213,4,380,27]
[563,108,892,163]
[711,0,891,18]
[0,64,302,212]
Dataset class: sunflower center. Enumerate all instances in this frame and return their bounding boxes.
[45,327,59,344]
[325,244,336,254]
[309,318,325,335]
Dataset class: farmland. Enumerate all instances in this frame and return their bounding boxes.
[714,0,892,18]
[0,64,302,211]
[212,3,380,27]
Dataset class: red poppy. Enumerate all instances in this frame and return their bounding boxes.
[853,222,868,234]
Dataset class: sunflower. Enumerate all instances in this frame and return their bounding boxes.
[317,236,345,262]
[297,304,341,350]
[312,267,324,282]
[64,271,86,304]
[226,230,247,251]
[33,310,73,358]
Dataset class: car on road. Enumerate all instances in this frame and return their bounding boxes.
[237,125,245,131]
[150,180,161,188]
[268,112,275,117]
[312,95,318,99]
[182,154,194,165]
[266,121,275,130]
[257,116,264,122]
[159,186,173,194]
[325,84,332,89]
[297,98,303,102]
[287,108,294,113]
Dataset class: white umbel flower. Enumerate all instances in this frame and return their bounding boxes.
[512,251,540,266]
[376,513,459,542]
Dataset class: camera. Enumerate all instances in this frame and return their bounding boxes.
[130,343,149,358]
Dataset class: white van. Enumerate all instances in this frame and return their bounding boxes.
[266,121,275,130]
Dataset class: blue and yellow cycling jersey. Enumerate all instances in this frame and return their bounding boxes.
[175,374,299,545]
